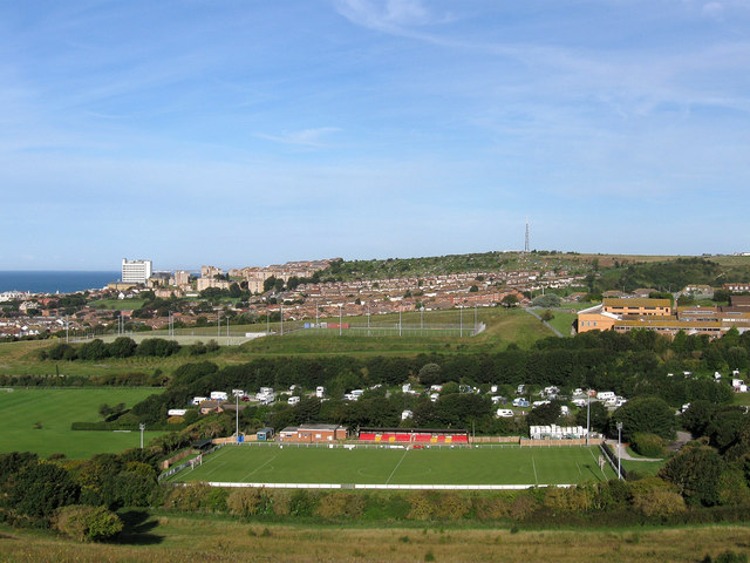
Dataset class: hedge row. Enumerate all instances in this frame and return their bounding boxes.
[160,481,750,527]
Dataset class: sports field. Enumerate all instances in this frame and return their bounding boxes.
[170,444,615,486]
[0,387,163,458]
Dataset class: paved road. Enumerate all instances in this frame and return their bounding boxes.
[603,439,662,462]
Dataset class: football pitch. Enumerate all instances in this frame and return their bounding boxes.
[169,444,615,487]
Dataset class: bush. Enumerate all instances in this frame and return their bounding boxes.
[54,505,123,542]
[406,491,434,521]
[509,493,540,521]
[162,482,227,513]
[432,492,471,520]
[630,433,666,458]
[315,492,366,520]
[227,488,267,517]
[543,485,594,512]
[472,494,511,521]
[268,490,292,516]
[628,477,686,519]
[289,490,318,517]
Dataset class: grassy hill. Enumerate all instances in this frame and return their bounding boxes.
[0,308,558,380]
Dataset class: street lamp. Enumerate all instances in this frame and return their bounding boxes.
[339,304,343,336]
[139,423,145,449]
[616,421,623,480]
[585,392,591,446]
[235,392,240,443]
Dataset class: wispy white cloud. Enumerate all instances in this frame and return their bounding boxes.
[256,127,342,148]
[333,0,448,31]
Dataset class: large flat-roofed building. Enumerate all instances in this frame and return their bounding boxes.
[578,296,750,338]
[121,258,153,284]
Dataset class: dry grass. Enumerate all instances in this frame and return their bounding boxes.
[1,517,748,562]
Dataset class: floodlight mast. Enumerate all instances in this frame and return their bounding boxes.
[616,421,623,480]
[586,393,590,446]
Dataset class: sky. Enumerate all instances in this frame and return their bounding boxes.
[1,0,749,271]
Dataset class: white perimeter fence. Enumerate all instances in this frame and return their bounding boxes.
[202,482,572,490]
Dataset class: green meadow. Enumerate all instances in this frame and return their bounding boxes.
[170,444,616,486]
[0,387,162,458]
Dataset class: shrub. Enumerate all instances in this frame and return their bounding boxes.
[315,492,366,520]
[162,482,227,513]
[543,485,593,512]
[289,490,318,517]
[268,490,292,516]
[509,493,540,521]
[717,468,750,506]
[630,433,666,458]
[472,494,511,521]
[227,488,266,517]
[406,492,435,521]
[54,505,123,542]
[432,492,471,520]
[628,477,686,519]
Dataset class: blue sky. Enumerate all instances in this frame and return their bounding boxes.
[1,0,749,271]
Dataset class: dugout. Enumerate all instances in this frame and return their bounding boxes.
[256,427,274,441]
[192,438,213,451]
[358,427,469,444]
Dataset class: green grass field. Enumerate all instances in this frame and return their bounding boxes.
[0,387,163,459]
[171,444,616,486]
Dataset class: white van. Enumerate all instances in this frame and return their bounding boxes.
[210,391,228,401]
[496,409,514,418]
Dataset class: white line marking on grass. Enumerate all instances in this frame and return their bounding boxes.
[202,461,226,478]
[531,455,538,485]
[386,449,409,485]
[240,455,277,482]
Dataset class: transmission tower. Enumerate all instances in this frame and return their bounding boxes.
[524,220,530,253]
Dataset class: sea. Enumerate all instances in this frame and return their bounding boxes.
[0,271,120,295]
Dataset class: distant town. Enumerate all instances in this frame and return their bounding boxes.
[1,254,749,340]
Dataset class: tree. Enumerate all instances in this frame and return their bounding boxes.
[229,282,242,298]
[501,294,519,308]
[107,337,137,358]
[418,363,442,386]
[531,294,561,308]
[681,400,718,437]
[610,396,676,441]
[527,401,563,426]
[658,444,725,506]
[575,401,609,434]
[54,505,123,542]
[7,461,80,520]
